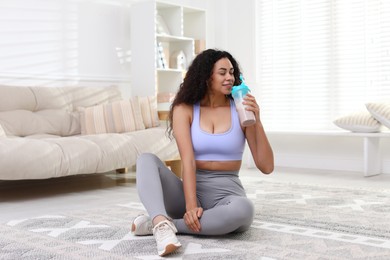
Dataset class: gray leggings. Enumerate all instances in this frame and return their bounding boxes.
[136,153,254,235]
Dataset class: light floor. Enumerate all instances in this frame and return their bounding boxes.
[1,167,390,222]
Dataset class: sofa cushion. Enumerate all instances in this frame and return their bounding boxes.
[32,87,73,111]
[74,134,139,172]
[125,126,179,161]
[0,134,138,179]
[0,86,36,111]
[0,126,179,180]
[0,85,124,136]
[0,110,80,137]
[137,96,160,128]
[0,86,74,112]
[79,99,145,135]
[0,137,67,179]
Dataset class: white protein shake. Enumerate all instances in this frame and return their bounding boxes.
[231,76,256,127]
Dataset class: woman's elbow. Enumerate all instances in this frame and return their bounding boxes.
[259,165,274,175]
[255,160,274,175]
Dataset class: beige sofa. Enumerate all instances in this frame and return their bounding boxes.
[0,85,179,180]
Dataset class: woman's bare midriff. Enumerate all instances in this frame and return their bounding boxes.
[196,160,242,172]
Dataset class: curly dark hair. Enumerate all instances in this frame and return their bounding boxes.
[167,49,242,138]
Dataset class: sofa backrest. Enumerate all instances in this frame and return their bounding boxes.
[63,86,122,109]
[0,86,67,111]
[0,85,122,137]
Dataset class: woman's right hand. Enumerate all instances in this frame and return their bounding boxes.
[184,207,203,232]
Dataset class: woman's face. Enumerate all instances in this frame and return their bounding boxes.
[208,58,235,95]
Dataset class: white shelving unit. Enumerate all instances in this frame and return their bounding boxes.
[130,1,206,111]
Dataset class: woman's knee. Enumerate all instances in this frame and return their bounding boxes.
[136,153,161,178]
[137,153,162,169]
[230,197,254,223]
[137,153,159,165]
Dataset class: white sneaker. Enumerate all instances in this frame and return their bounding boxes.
[153,220,181,256]
[131,215,153,236]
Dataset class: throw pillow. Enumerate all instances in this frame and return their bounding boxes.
[0,123,6,137]
[333,111,381,133]
[137,96,160,128]
[366,102,390,129]
[79,99,145,135]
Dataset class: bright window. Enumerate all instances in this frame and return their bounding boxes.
[256,0,390,130]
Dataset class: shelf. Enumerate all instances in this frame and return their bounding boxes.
[157,68,184,73]
[131,1,206,97]
[156,34,194,42]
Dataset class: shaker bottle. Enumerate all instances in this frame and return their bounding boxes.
[231,75,256,126]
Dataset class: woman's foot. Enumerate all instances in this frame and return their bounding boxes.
[131,215,153,236]
[153,220,182,256]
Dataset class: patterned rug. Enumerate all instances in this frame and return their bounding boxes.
[1,178,390,259]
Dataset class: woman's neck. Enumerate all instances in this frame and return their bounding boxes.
[201,94,229,108]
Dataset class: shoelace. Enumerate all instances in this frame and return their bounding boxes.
[153,220,178,239]
[155,223,171,239]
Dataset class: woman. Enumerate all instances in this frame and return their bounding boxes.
[132,49,274,256]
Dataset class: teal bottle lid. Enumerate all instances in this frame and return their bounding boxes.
[231,75,250,96]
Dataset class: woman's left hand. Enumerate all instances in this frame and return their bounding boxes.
[184,207,203,232]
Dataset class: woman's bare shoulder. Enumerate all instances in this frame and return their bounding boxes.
[173,103,193,122]
[173,103,192,113]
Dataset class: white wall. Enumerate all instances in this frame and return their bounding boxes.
[0,0,249,94]
[211,0,390,175]
[0,0,133,96]
[211,0,257,88]
[0,0,215,98]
